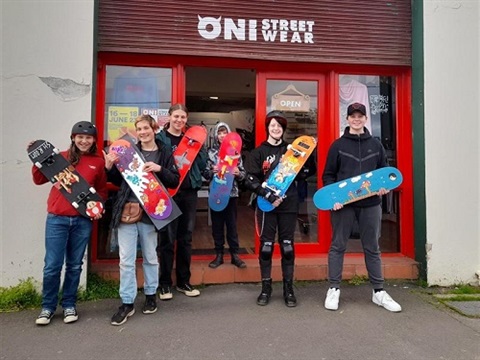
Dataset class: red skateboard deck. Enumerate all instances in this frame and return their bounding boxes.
[109,136,181,230]
[257,135,317,212]
[208,132,242,211]
[169,125,207,196]
[27,140,105,219]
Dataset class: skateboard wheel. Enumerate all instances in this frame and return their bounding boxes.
[34,161,42,168]
[89,187,96,194]
[287,144,292,150]
[72,202,79,209]
[389,173,397,181]
[261,182,267,188]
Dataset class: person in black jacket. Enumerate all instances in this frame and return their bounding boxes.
[104,115,180,325]
[244,110,315,307]
[322,102,401,313]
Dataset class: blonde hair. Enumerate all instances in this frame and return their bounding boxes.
[134,114,159,132]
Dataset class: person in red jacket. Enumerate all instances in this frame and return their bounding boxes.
[30,121,107,326]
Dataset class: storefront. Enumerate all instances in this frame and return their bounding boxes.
[92,0,414,274]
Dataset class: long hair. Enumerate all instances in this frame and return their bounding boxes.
[163,103,189,130]
[69,137,98,165]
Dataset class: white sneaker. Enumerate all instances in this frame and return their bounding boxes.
[372,290,402,312]
[324,288,340,310]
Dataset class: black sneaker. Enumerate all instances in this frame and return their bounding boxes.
[158,285,173,301]
[176,283,200,297]
[63,307,79,324]
[111,304,135,326]
[35,309,54,325]
[142,295,158,314]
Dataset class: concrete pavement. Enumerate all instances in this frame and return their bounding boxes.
[1,282,479,360]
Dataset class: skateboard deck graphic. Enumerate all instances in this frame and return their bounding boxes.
[109,136,181,230]
[257,135,317,212]
[208,132,242,212]
[169,126,207,196]
[27,140,105,219]
[313,167,403,210]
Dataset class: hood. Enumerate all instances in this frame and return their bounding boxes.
[213,122,231,148]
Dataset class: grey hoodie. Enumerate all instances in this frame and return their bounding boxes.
[202,122,246,198]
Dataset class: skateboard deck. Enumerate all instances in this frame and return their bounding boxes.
[109,136,181,230]
[313,166,403,210]
[208,132,242,212]
[169,125,207,196]
[27,140,105,219]
[257,135,317,212]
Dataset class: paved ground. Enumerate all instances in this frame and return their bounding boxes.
[1,282,479,360]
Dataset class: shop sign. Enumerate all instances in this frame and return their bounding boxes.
[141,108,170,127]
[271,85,310,112]
[198,16,314,44]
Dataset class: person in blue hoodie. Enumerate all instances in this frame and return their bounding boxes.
[156,104,207,300]
[202,122,247,269]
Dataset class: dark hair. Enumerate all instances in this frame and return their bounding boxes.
[164,103,189,130]
[134,114,159,132]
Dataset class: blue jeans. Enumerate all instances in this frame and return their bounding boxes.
[42,214,92,312]
[118,221,158,303]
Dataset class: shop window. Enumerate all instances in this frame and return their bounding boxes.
[339,75,399,252]
[97,65,173,259]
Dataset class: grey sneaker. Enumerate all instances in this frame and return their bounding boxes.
[35,309,54,325]
[63,307,78,324]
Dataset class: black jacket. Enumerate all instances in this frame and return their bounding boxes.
[322,127,388,208]
[245,140,315,213]
[108,139,180,229]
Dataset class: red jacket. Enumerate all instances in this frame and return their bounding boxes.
[32,151,108,216]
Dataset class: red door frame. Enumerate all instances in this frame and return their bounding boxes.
[92,53,414,264]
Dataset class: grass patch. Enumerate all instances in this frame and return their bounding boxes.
[78,273,120,301]
[348,275,369,286]
[0,278,42,312]
[449,284,480,295]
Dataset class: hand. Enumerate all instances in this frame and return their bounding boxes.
[332,202,343,211]
[103,150,119,170]
[212,165,219,173]
[264,191,282,205]
[143,161,161,173]
[233,167,240,176]
[92,212,103,220]
[378,188,390,196]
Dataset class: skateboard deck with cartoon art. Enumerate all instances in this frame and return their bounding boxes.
[257,135,317,212]
[208,132,242,212]
[109,136,181,230]
[313,167,403,210]
[27,140,105,219]
[169,125,207,196]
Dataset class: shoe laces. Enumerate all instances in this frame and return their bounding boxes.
[64,308,76,316]
[40,309,52,317]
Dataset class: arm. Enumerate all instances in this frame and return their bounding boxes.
[201,149,215,182]
[156,148,180,190]
[322,144,339,186]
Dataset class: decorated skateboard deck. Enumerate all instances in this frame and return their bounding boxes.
[27,140,104,219]
[169,125,207,196]
[208,132,242,212]
[313,166,403,210]
[257,135,317,212]
[109,136,181,230]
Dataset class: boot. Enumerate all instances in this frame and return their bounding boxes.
[283,279,297,307]
[231,253,246,268]
[256,278,272,306]
[208,253,224,269]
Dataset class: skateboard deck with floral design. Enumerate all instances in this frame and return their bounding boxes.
[257,135,317,212]
[110,136,181,230]
[27,140,104,219]
[313,167,403,210]
[169,125,207,196]
[208,132,242,212]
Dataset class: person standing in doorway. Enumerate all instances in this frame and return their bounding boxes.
[30,121,107,325]
[203,122,247,269]
[156,104,207,299]
[322,102,401,312]
[244,111,315,307]
[105,115,179,325]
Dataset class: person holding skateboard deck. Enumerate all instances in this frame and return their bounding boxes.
[202,123,246,269]
[244,111,315,307]
[322,102,401,312]
[156,104,207,300]
[30,121,107,325]
[104,115,179,325]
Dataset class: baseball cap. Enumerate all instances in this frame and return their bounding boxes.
[347,102,367,116]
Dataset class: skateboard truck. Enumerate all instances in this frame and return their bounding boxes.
[261,182,286,200]
[72,187,96,209]
[286,144,306,157]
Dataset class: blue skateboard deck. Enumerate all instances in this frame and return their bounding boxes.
[313,167,403,210]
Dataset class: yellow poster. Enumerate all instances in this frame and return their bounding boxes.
[107,106,139,142]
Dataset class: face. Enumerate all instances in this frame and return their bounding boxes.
[347,111,367,134]
[135,120,156,144]
[217,128,228,143]
[267,118,284,139]
[73,134,95,153]
[169,109,188,132]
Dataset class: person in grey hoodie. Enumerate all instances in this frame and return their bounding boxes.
[203,122,247,269]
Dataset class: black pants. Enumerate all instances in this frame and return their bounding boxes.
[158,189,198,287]
[210,197,239,255]
[256,209,296,281]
